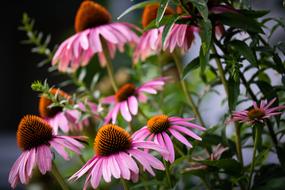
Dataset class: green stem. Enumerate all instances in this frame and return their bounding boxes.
[174,143,185,156]
[201,177,211,190]
[235,123,244,166]
[211,46,228,96]
[247,125,261,190]
[51,161,69,190]
[138,106,149,120]
[101,38,118,92]
[79,155,86,164]
[172,53,206,127]
[163,160,173,188]
[120,179,129,190]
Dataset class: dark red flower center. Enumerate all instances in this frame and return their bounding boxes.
[142,3,174,28]
[17,115,53,150]
[115,83,136,102]
[94,124,131,156]
[147,115,170,134]
[247,108,265,120]
[74,0,112,33]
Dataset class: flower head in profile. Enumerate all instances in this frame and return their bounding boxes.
[9,115,86,188]
[185,144,228,172]
[69,124,166,190]
[52,0,139,72]
[231,98,285,124]
[39,88,97,134]
[133,115,205,163]
[102,77,167,123]
[133,4,198,63]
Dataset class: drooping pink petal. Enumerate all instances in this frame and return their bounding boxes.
[115,153,131,180]
[162,132,175,163]
[102,158,111,183]
[168,129,192,148]
[119,152,139,174]
[171,125,202,141]
[120,101,132,122]
[109,155,121,179]
[90,159,103,189]
[128,96,138,115]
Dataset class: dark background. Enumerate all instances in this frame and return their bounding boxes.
[0,0,284,189]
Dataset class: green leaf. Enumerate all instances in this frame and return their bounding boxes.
[183,57,200,79]
[215,12,263,33]
[155,0,170,26]
[228,40,257,66]
[199,159,243,176]
[187,0,208,21]
[200,19,212,54]
[239,10,269,18]
[161,15,181,47]
[130,179,163,189]
[117,0,157,20]
[228,75,240,111]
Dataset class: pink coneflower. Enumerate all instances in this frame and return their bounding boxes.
[231,98,285,124]
[102,77,167,123]
[9,115,86,188]
[133,115,205,163]
[133,4,197,63]
[69,124,166,189]
[39,88,97,134]
[52,0,139,72]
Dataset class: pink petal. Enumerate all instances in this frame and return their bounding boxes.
[168,129,192,148]
[162,132,175,163]
[128,96,138,115]
[120,101,132,122]
[90,159,103,189]
[128,149,155,176]
[102,158,111,183]
[109,155,121,179]
[112,104,121,123]
[119,152,139,174]
[115,153,131,180]
[171,125,202,140]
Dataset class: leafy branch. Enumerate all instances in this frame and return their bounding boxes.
[19,13,54,67]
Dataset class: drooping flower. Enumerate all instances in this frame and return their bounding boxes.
[52,0,139,72]
[69,124,166,190]
[133,4,198,63]
[39,88,97,134]
[133,115,205,163]
[102,77,167,123]
[231,98,285,124]
[8,115,86,188]
[185,144,228,172]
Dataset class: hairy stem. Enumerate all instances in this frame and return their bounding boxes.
[172,53,206,127]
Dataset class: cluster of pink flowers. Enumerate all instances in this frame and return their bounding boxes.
[9,1,285,190]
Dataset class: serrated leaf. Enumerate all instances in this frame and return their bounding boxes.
[117,0,157,20]
[228,75,240,111]
[156,0,170,26]
[228,40,257,66]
